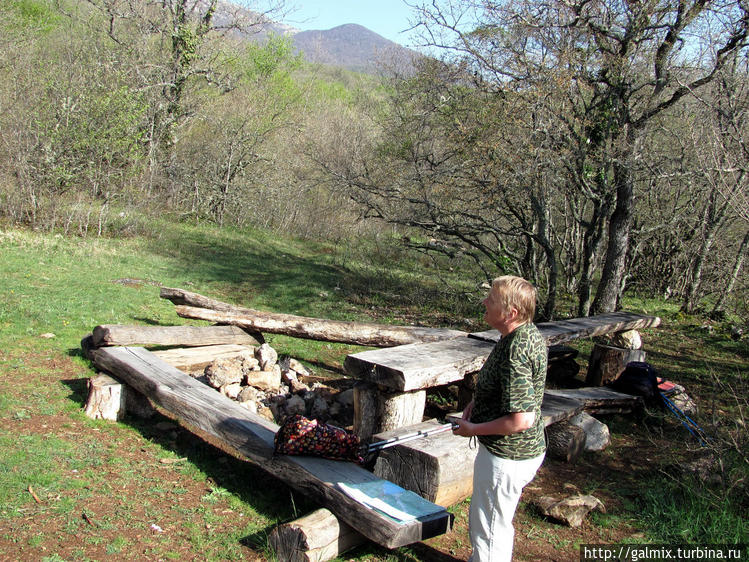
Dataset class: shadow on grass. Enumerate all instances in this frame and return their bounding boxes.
[59,377,316,534]
[62,375,89,406]
[131,316,176,326]
[144,224,480,326]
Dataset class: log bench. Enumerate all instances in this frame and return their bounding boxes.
[344,312,660,438]
[88,346,453,550]
[370,387,641,506]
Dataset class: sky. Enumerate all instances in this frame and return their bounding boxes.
[285,1,421,46]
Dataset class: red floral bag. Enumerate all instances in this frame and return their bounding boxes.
[273,415,362,462]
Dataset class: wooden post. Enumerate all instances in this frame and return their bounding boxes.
[84,374,126,421]
[84,373,157,421]
[373,420,477,507]
[546,421,586,463]
[353,383,426,441]
[585,344,646,386]
[268,508,366,562]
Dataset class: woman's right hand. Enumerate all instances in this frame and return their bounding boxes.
[462,400,474,421]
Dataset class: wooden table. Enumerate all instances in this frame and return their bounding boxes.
[344,312,661,438]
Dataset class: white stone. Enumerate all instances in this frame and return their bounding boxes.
[246,369,282,392]
[609,330,642,350]
[288,358,310,377]
[237,386,259,403]
[256,343,278,371]
[205,357,244,388]
[220,383,242,400]
[569,412,610,451]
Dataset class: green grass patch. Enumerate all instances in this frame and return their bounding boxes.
[637,475,748,543]
[0,222,746,560]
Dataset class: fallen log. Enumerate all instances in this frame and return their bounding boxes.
[92,324,260,348]
[268,508,366,562]
[173,304,468,348]
[89,346,452,548]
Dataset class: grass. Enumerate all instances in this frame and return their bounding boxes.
[0,220,747,560]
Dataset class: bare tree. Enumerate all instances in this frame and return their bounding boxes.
[405,0,749,314]
[80,0,288,193]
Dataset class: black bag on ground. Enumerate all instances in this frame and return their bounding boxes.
[608,361,660,404]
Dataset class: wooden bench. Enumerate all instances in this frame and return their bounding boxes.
[344,312,661,438]
[89,346,453,550]
[371,387,642,507]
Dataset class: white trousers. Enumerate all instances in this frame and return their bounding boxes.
[468,445,545,562]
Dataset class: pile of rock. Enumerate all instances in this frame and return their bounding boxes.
[198,343,355,428]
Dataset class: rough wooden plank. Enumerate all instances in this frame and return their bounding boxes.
[152,344,254,373]
[174,305,468,348]
[91,324,260,348]
[345,312,661,391]
[540,393,586,426]
[344,338,493,391]
[543,387,643,412]
[470,312,661,346]
[89,347,451,548]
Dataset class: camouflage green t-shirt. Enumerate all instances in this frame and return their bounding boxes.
[471,322,548,460]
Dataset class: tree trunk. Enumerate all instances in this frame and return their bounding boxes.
[577,199,607,317]
[585,344,646,386]
[353,382,426,441]
[593,149,636,314]
[712,230,748,315]
[683,191,729,313]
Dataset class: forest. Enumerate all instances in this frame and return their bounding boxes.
[1,0,747,323]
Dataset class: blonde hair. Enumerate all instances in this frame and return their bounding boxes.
[491,275,537,324]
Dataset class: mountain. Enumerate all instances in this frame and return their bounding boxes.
[211,1,421,74]
[289,24,419,74]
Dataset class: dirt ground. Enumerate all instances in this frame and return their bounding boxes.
[0,351,681,561]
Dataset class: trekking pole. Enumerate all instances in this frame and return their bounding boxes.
[661,392,709,447]
[364,421,459,454]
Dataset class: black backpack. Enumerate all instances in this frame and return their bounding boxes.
[608,361,660,404]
